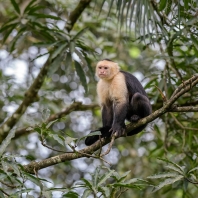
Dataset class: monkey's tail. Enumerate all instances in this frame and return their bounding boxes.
[127,125,147,136]
[85,126,111,146]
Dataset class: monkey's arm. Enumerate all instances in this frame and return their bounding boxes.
[109,73,128,136]
[110,101,128,136]
[101,102,113,127]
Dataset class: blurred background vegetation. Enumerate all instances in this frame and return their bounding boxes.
[0,0,198,197]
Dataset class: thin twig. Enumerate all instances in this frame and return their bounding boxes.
[101,135,116,157]
[69,145,111,165]
[0,181,18,188]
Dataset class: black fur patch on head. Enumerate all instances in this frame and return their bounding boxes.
[102,59,114,62]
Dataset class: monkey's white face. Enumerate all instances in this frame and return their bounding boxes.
[97,65,111,79]
[96,60,120,80]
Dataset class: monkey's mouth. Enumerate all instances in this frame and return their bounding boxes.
[99,74,106,77]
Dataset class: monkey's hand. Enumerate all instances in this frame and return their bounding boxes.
[109,124,126,137]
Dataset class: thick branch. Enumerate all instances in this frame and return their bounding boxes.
[0,1,91,143]
[66,0,92,32]
[0,59,50,143]
[23,74,198,174]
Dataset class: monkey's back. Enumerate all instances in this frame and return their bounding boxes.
[120,71,148,98]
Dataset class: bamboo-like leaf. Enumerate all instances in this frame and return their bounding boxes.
[147,172,179,179]
[10,0,20,14]
[0,129,15,157]
[65,137,78,145]
[24,0,40,13]
[1,23,18,43]
[117,170,131,182]
[10,27,26,52]
[98,186,110,197]
[165,0,172,15]
[48,134,65,146]
[74,61,88,93]
[152,175,184,192]
[157,158,184,174]
[159,0,167,11]
[82,189,92,198]
[110,182,144,189]
[107,0,115,19]
[0,191,5,198]
[188,166,198,174]
[23,172,43,189]
[63,191,78,198]
[93,167,100,187]
[72,27,89,41]
[46,119,58,129]
[166,165,184,175]
[30,13,62,20]
[51,43,68,60]
[98,170,115,186]
[82,178,94,190]
[27,5,45,14]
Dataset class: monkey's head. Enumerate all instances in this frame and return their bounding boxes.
[96,59,120,80]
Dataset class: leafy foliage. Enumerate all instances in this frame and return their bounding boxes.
[0,0,198,197]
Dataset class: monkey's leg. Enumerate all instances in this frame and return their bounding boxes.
[85,104,113,146]
[127,92,151,136]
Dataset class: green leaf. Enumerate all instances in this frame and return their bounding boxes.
[98,186,110,197]
[147,173,179,179]
[157,158,184,174]
[46,119,58,129]
[98,170,115,186]
[72,27,89,41]
[0,190,5,198]
[82,189,92,198]
[110,182,144,189]
[63,191,79,198]
[165,165,184,175]
[30,13,62,20]
[49,134,65,146]
[51,43,68,60]
[0,129,15,157]
[9,27,26,52]
[117,170,131,182]
[165,0,172,15]
[65,137,78,145]
[152,175,184,192]
[34,127,41,133]
[74,61,88,93]
[158,0,167,11]
[10,0,20,14]
[81,178,94,190]
[93,167,100,187]
[24,0,40,13]
[23,172,43,189]
[188,166,198,174]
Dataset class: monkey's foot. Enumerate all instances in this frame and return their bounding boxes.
[130,115,141,122]
[109,125,126,137]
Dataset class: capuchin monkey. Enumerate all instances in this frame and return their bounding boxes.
[85,59,152,146]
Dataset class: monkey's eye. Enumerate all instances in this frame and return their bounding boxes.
[98,67,102,69]
[104,67,108,69]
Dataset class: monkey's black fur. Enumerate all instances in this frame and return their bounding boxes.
[85,71,152,146]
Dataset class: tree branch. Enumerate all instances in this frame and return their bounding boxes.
[65,0,92,32]
[14,102,99,138]
[0,59,51,143]
[0,0,92,143]
[23,74,198,174]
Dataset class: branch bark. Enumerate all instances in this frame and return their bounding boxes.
[23,74,198,174]
[0,0,92,143]
[14,102,99,138]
